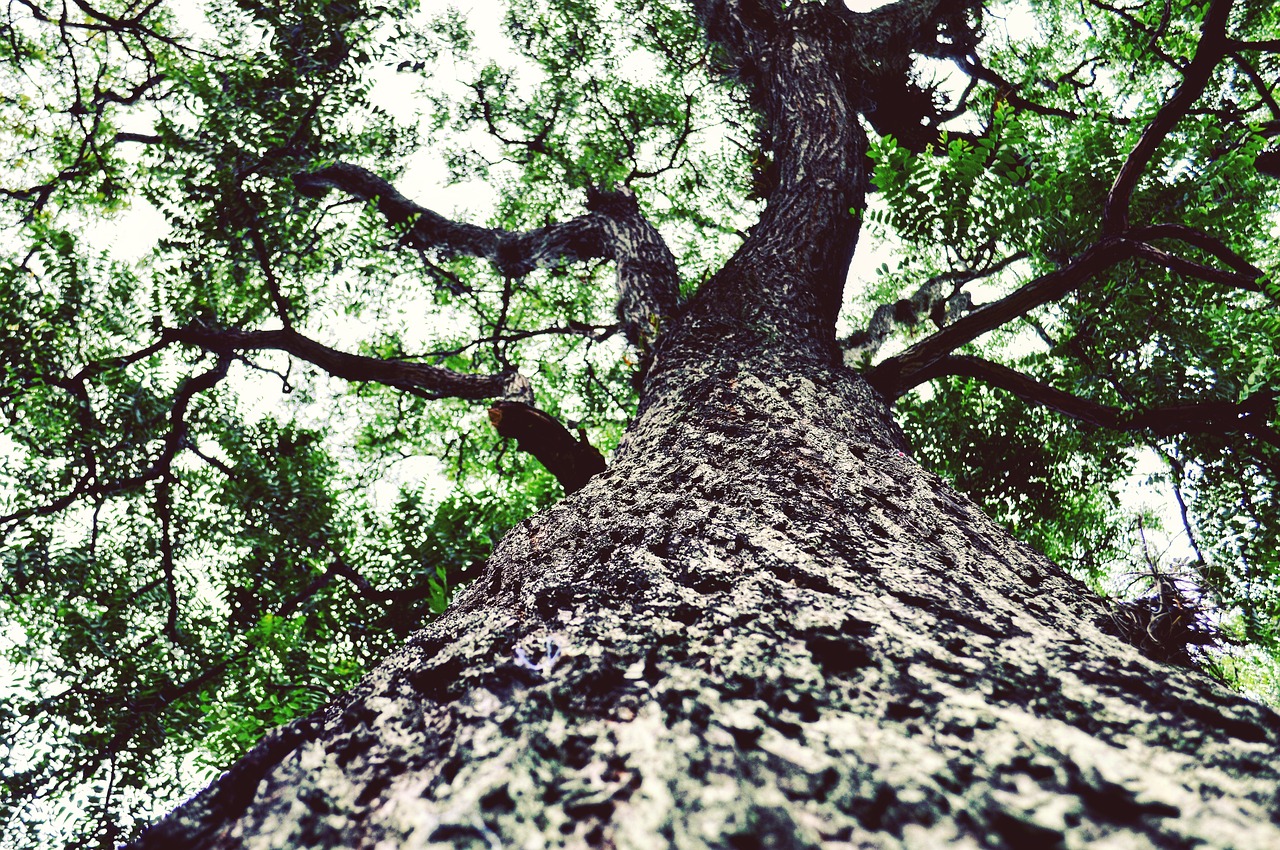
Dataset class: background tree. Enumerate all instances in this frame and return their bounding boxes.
[1,0,1279,846]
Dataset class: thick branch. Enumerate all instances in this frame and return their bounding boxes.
[294,163,679,349]
[851,0,975,58]
[584,188,680,349]
[688,0,777,82]
[488,402,607,494]
[113,132,163,144]
[676,0,988,359]
[1126,223,1265,281]
[1231,38,1280,52]
[1102,0,1232,234]
[163,324,519,400]
[843,252,1027,364]
[864,229,1265,401]
[1130,241,1265,292]
[166,325,616,494]
[295,162,605,277]
[865,239,1136,400]
[908,355,1279,444]
[678,0,878,347]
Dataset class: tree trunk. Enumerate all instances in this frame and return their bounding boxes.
[134,342,1280,849]
[131,2,1280,845]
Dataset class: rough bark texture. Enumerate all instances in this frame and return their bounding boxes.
[132,1,1280,847]
[136,353,1280,850]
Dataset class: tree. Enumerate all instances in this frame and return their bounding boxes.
[3,0,1280,846]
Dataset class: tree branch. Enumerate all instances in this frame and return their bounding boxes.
[294,162,606,276]
[293,162,679,349]
[1086,0,1185,70]
[906,355,1279,444]
[1125,223,1265,280]
[247,227,293,327]
[959,57,1081,120]
[162,324,521,400]
[164,324,618,493]
[1227,52,1280,121]
[583,187,680,349]
[294,161,599,273]
[865,238,1136,400]
[420,322,619,362]
[1229,38,1280,53]
[864,221,1270,399]
[1129,241,1265,292]
[1,357,231,528]
[155,473,181,642]
[488,402,607,494]
[843,251,1027,364]
[320,551,454,611]
[849,0,977,58]
[1101,0,1232,234]
[113,132,163,144]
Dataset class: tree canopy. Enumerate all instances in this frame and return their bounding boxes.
[1,0,1279,846]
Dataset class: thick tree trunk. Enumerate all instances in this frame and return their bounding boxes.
[132,3,1280,846]
[135,343,1280,849]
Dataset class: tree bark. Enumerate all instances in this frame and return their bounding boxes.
[134,337,1280,849]
[130,2,1280,846]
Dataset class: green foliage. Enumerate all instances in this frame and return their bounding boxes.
[0,0,729,843]
[856,0,1280,686]
[899,376,1137,583]
[868,103,1045,254]
[424,0,757,284]
[3,0,1280,845]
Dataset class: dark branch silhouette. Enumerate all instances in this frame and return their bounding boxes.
[864,222,1269,402]
[1126,223,1266,281]
[294,163,679,348]
[488,402,607,494]
[1102,0,1232,234]
[865,238,1136,399]
[163,325,610,489]
[907,354,1280,444]
[1130,242,1266,292]
[163,324,521,400]
[294,163,607,276]
[1,357,231,528]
